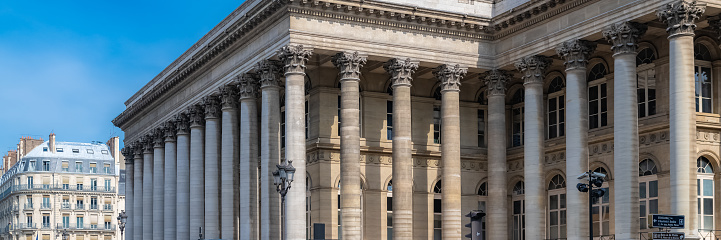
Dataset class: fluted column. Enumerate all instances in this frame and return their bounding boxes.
[220,84,240,240]
[557,39,596,240]
[133,145,143,240]
[175,113,191,240]
[434,64,467,240]
[482,69,510,240]
[121,148,134,240]
[152,128,165,240]
[515,55,550,240]
[238,73,260,239]
[142,137,154,240]
[384,58,418,240]
[257,59,282,240]
[204,95,222,239]
[189,103,206,239]
[279,45,313,240]
[332,51,367,240]
[164,121,178,240]
[658,2,705,237]
[603,21,647,240]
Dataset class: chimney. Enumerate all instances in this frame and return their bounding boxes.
[106,136,120,164]
[49,133,56,153]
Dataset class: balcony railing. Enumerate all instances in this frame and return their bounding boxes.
[41,223,51,229]
[75,204,84,210]
[23,203,33,210]
[0,184,116,204]
[56,223,115,231]
[103,204,112,211]
[16,223,36,230]
[90,204,98,210]
[40,203,51,209]
[61,203,71,210]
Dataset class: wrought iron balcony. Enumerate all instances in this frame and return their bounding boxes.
[90,204,98,210]
[40,203,51,210]
[23,203,33,210]
[103,204,112,211]
[75,204,84,210]
[16,223,36,230]
[61,203,71,210]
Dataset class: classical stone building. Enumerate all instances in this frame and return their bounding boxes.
[0,134,125,240]
[113,0,721,239]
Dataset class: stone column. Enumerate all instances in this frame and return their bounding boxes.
[153,128,166,240]
[384,58,418,240]
[279,45,313,240]
[515,55,550,240]
[332,51,367,240]
[142,136,154,240]
[434,64,467,240]
[164,121,178,240]
[220,84,240,240]
[557,39,597,240]
[121,148,134,240]
[238,73,260,239]
[482,69,510,240]
[175,113,191,240]
[603,21,647,240]
[204,95,222,239]
[188,103,206,239]
[256,59,282,240]
[133,145,143,240]
[658,2,705,237]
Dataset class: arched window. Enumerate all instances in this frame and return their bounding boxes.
[697,157,715,231]
[511,89,524,147]
[637,48,657,118]
[386,180,393,238]
[588,63,608,129]
[695,43,713,113]
[478,182,488,196]
[512,181,525,240]
[433,86,442,100]
[433,180,442,240]
[592,167,611,236]
[477,182,488,239]
[547,174,566,239]
[547,77,565,139]
[639,159,659,229]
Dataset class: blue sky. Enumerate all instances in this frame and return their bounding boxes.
[0,1,242,155]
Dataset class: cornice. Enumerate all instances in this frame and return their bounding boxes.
[492,0,599,39]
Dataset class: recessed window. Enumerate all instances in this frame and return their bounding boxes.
[42,147,47,152]
[87,149,94,154]
[101,150,108,155]
[56,148,63,152]
[72,149,80,153]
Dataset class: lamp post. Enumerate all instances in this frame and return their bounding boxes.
[61,229,68,240]
[117,211,127,240]
[576,170,607,240]
[272,161,296,240]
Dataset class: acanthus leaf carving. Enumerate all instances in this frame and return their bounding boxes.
[482,69,511,96]
[383,58,418,88]
[175,112,190,134]
[602,21,647,55]
[188,103,206,127]
[255,60,282,88]
[163,120,177,142]
[219,84,239,109]
[657,0,705,38]
[203,94,222,119]
[278,44,313,75]
[332,51,367,81]
[556,39,597,70]
[433,64,467,93]
[515,55,550,85]
[238,73,260,100]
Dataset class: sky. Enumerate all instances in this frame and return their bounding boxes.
[0,1,243,155]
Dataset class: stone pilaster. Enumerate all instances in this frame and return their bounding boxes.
[121,147,134,240]
[219,84,240,240]
[657,2,705,237]
[332,51,367,240]
[142,136,154,240]
[603,21,647,240]
[133,144,143,240]
[176,112,191,240]
[163,120,178,240]
[482,69,510,240]
[384,58,418,240]
[434,64,466,240]
[152,128,166,240]
[203,94,222,239]
[256,59,283,240]
[279,44,313,240]
[515,55,550,240]
[557,39,596,240]
[188,103,206,239]
[238,72,260,239]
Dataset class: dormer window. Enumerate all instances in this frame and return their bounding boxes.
[56,148,63,152]
[101,150,108,155]
[87,149,94,154]
[72,149,80,153]
[43,147,48,152]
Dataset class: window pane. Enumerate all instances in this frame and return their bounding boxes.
[703,179,713,196]
[550,195,558,210]
[589,86,598,100]
[550,211,558,225]
[589,100,599,114]
[703,99,712,113]
[650,199,658,214]
[514,201,521,214]
[560,194,566,209]
[704,216,714,230]
[601,112,607,126]
[650,181,658,198]
[704,198,713,215]
[601,84,607,97]
[640,182,646,199]
[640,201,646,217]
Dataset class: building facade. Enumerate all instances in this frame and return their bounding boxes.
[0,135,125,240]
[113,0,721,239]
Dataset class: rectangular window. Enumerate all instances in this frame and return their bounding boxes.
[62,198,70,209]
[548,95,565,139]
[27,176,33,187]
[42,161,50,171]
[101,150,108,154]
[637,68,657,117]
[387,101,393,140]
[103,164,110,174]
[104,179,111,192]
[91,197,98,210]
[62,161,69,172]
[72,149,80,154]
[695,65,713,113]
[512,107,524,147]
[87,149,94,154]
[589,83,608,129]
[77,216,84,229]
[62,215,70,228]
[639,180,659,229]
[56,148,63,152]
[478,109,485,147]
[27,214,32,225]
[76,162,83,173]
[29,161,36,171]
[433,106,441,144]
[77,198,84,210]
[42,196,50,209]
[91,179,97,191]
[77,183,84,191]
[42,215,50,228]
[90,163,97,173]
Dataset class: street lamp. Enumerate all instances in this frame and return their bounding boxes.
[62,229,68,240]
[577,170,607,240]
[273,161,296,240]
[117,211,127,240]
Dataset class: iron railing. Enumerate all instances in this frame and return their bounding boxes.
[23,203,33,210]
[698,229,721,240]
[40,203,51,209]
[15,223,36,230]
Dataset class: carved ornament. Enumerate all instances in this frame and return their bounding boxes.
[203,95,222,119]
[556,39,597,70]
[332,51,367,81]
[383,58,418,88]
[238,73,260,100]
[219,84,239,110]
[175,112,191,135]
[255,60,282,88]
[152,128,165,148]
[515,55,550,85]
[482,69,511,96]
[602,22,647,55]
[188,103,206,127]
[164,120,177,142]
[657,1,705,38]
[433,64,467,93]
[278,44,313,75]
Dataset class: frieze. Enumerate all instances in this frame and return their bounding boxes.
[306,149,484,171]
[507,160,523,173]
[544,151,566,165]
[589,142,614,156]
[697,130,720,143]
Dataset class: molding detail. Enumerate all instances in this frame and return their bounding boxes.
[556,39,597,70]
[219,84,239,110]
[544,151,566,165]
[384,58,418,88]
[175,113,190,135]
[133,142,144,156]
[164,120,177,142]
[142,136,154,153]
[188,103,206,127]
[433,64,467,93]
[515,55,550,85]
[121,147,134,164]
[203,95,222,119]
[278,44,313,75]
[697,130,720,143]
[238,73,260,100]
[255,60,282,89]
[602,21,647,55]
[153,128,165,148]
[656,0,706,38]
[482,69,511,96]
[332,51,367,81]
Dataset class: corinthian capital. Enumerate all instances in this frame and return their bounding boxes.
[482,69,511,96]
[203,95,221,119]
[515,55,550,85]
[142,136,154,153]
[255,60,282,88]
[188,103,205,127]
[433,64,467,93]
[384,58,418,88]
[603,22,647,55]
[133,141,144,156]
[121,147,134,163]
[657,0,705,38]
[556,39,597,70]
[176,112,190,134]
[332,51,367,81]
[219,84,239,110]
[238,73,260,100]
[278,44,313,75]
[152,128,165,148]
[163,120,177,142]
